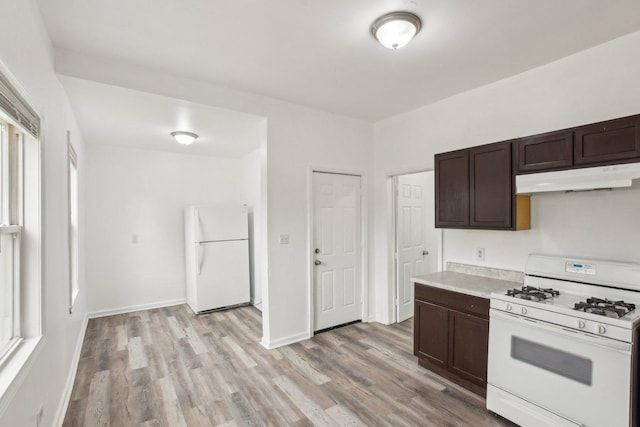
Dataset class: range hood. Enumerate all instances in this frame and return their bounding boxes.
[516,162,640,194]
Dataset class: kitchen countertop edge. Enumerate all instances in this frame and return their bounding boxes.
[412,271,521,299]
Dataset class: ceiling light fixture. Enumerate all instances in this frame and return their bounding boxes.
[171,131,198,145]
[371,11,422,50]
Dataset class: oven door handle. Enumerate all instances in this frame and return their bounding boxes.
[491,310,632,353]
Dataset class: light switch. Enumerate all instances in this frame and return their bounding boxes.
[132,234,139,244]
[279,233,290,244]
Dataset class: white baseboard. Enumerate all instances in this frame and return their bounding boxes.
[87,298,187,319]
[260,331,310,350]
[53,314,88,427]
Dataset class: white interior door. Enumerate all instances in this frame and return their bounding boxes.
[313,172,361,331]
[396,171,435,322]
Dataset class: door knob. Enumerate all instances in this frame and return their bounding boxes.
[314,260,322,266]
[315,248,321,254]
[422,250,429,256]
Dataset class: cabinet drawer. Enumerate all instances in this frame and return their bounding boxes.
[415,283,489,318]
[574,116,640,165]
[517,130,573,172]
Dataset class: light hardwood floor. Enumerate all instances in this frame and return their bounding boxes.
[63,305,513,426]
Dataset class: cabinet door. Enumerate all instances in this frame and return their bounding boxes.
[574,116,640,166]
[435,150,469,227]
[414,300,449,368]
[517,130,573,172]
[469,142,512,228]
[448,310,489,387]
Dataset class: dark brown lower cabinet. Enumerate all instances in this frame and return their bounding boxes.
[414,283,489,397]
[448,311,489,387]
[415,300,449,368]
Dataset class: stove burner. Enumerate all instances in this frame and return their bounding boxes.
[574,298,636,318]
[507,286,560,302]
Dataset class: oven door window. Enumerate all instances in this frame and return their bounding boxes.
[511,336,592,385]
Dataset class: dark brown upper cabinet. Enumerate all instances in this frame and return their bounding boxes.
[435,112,640,230]
[469,143,512,229]
[574,116,640,166]
[518,130,573,172]
[515,114,640,174]
[435,142,530,231]
[435,150,469,227]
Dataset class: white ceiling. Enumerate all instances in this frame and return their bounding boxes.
[37,0,640,121]
[59,76,264,158]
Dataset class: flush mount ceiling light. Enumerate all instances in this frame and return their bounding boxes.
[371,11,422,50]
[171,131,198,145]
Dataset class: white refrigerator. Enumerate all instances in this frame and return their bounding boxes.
[184,204,250,313]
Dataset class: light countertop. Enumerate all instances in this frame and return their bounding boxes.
[412,271,521,299]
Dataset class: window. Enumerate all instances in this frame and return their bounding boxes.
[0,67,42,388]
[0,120,23,359]
[68,135,78,312]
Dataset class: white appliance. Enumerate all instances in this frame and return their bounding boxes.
[487,254,640,427]
[516,162,640,194]
[184,205,250,313]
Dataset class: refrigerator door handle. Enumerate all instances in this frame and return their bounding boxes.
[197,243,202,275]
[195,209,202,242]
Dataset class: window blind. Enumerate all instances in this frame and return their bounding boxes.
[0,72,39,138]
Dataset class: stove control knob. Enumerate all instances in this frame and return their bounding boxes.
[577,320,586,329]
[596,324,606,335]
[506,304,513,312]
[520,307,527,314]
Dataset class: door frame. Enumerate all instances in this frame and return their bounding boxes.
[388,167,443,323]
[307,166,368,336]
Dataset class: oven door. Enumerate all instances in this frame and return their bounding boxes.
[488,309,633,427]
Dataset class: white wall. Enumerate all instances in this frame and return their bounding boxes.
[242,147,265,307]
[264,108,373,346]
[0,1,87,426]
[373,31,640,322]
[55,51,374,348]
[444,187,640,268]
[86,144,262,314]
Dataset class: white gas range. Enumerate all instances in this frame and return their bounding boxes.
[487,254,640,427]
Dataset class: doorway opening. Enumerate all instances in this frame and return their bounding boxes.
[393,171,439,323]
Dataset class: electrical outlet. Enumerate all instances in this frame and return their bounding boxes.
[475,247,485,261]
[36,404,43,426]
[279,233,290,244]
